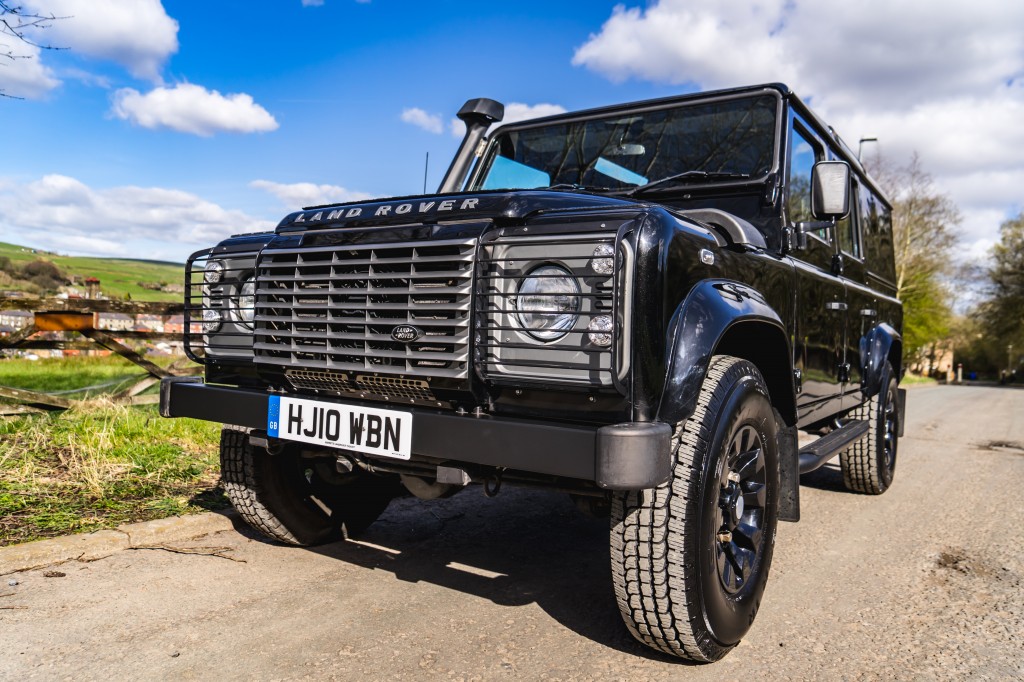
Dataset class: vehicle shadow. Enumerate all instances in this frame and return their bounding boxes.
[260,486,690,663]
[798,461,849,493]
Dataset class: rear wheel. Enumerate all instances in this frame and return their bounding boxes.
[610,356,780,661]
[220,425,400,546]
[840,362,899,494]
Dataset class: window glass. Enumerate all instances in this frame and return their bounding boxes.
[859,184,897,282]
[837,179,861,258]
[474,94,777,191]
[787,123,824,237]
[481,155,550,190]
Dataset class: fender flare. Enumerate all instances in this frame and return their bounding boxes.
[860,322,901,398]
[656,279,792,425]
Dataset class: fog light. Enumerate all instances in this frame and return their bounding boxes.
[204,260,224,283]
[202,308,222,333]
[587,315,613,347]
[591,244,614,275]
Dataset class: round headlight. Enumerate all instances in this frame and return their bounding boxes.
[234,276,256,326]
[202,308,222,333]
[515,264,580,341]
[203,260,224,283]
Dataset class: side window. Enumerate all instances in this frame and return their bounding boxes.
[875,204,897,282]
[860,184,897,282]
[787,123,823,231]
[837,178,862,258]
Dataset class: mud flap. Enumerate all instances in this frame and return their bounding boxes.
[777,423,800,522]
[897,388,907,437]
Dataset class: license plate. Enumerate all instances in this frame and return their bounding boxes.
[267,395,412,460]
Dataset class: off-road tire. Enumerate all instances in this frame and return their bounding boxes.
[610,355,780,662]
[220,425,398,546]
[840,362,899,494]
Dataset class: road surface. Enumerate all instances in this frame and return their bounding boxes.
[2,385,1023,680]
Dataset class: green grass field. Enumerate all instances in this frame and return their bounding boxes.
[0,356,224,546]
[0,354,166,395]
[0,241,185,302]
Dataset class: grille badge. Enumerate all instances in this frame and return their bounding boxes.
[391,325,423,343]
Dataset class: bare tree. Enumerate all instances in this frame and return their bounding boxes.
[864,151,961,364]
[1,1,64,99]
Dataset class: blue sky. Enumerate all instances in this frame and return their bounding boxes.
[1,0,1021,262]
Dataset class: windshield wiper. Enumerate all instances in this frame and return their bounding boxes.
[624,170,753,196]
[543,183,616,193]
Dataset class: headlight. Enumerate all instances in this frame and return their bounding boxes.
[515,264,580,340]
[233,276,256,326]
[203,260,224,283]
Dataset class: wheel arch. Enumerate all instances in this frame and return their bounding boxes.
[860,322,902,398]
[713,321,797,426]
[656,279,796,426]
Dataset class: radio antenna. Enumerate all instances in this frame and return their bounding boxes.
[423,152,429,194]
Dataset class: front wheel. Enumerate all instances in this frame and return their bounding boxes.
[220,425,400,546]
[610,355,780,662]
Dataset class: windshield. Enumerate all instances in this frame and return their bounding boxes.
[472,94,779,192]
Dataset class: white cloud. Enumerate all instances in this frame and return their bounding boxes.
[24,0,179,82]
[251,180,373,208]
[401,107,444,134]
[504,102,567,124]
[573,0,1024,111]
[0,174,274,259]
[573,1,792,89]
[0,42,61,99]
[449,102,567,137]
[110,83,279,136]
[573,0,1024,262]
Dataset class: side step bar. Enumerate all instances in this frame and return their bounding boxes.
[798,419,869,475]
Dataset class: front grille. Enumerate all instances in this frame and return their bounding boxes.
[253,238,475,380]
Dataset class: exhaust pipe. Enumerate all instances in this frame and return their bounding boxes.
[437,98,504,194]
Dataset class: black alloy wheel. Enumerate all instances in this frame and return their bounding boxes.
[714,424,768,595]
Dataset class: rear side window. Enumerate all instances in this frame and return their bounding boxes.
[837,178,862,258]
[859,185,897,283]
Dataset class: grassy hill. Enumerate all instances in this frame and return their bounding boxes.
[0,242,185,302]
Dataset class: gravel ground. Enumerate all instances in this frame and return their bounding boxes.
[1,385,1022,681]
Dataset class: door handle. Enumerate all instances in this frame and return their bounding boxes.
[859,308,877,318]
[825,301,848,312]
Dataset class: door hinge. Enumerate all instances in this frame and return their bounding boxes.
[793,368,803,394]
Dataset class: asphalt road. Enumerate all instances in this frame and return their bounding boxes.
[2,385,1023,681]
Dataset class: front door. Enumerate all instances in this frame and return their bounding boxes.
[786,117,848,426]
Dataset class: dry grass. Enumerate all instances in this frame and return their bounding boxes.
[0,397,224,546]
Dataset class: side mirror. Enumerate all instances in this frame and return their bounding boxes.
[811,161,851,220]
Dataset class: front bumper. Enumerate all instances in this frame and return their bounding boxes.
[160,377,671,490]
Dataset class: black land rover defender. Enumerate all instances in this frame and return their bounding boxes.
[161,83,905,662]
